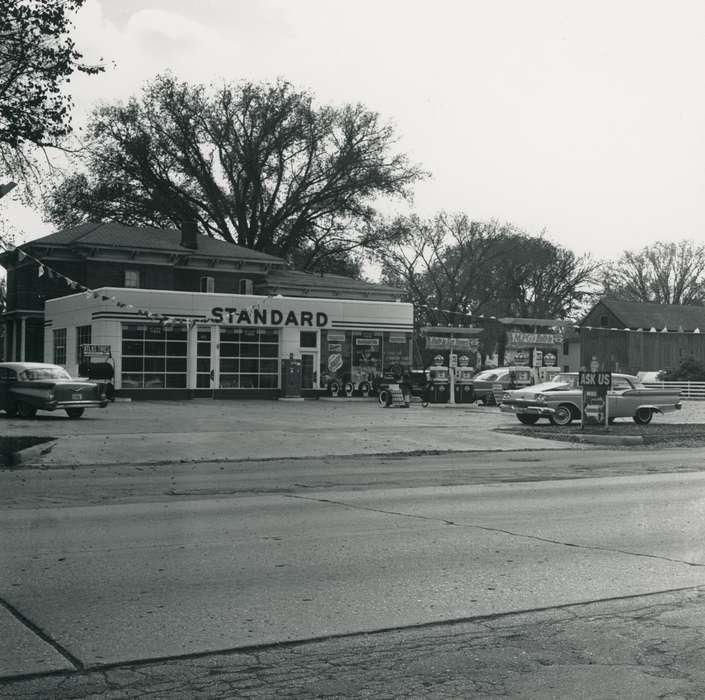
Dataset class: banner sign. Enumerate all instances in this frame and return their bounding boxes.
[506,331,561,347]
[80,344,111,357]
[427,336,478,350]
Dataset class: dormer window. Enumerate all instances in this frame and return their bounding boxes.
[124,270,140,288]
[200,276,215,293]
[239,278,253,295]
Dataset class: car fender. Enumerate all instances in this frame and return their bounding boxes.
[634,403,664,414]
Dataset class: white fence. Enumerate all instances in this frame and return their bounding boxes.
[643,381,705,400]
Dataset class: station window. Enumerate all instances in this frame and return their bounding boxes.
[300,331,317,348]
[121,323,188,389]
[239,278,253,295]
[53,328,67,365]
[76,325,92,359]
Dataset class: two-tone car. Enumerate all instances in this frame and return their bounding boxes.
[500,372,681,426]
[0,362,108,419]
[471,366,535,405]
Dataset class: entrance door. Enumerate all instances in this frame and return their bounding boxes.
[301,352,317,389]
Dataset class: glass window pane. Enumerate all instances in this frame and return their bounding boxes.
[239,374,258,388]
[196,374,211,388]
[300,331,317,348]
[121,374,143,388]
[122,356,143,372]
[165,374,187,388]
[122,340,143,356]
[143,374,165,388]
[260,359,278,374]
[219,374,239,388]
[197,330,211,342]
[166,358,187,372]
[197,358,211,373]
[220,358,238,373]
[145,357,165,372]
[145,325,165,339]
[240,343,258,356]
[165,341,187,357]
[167,327,187,341]
[260,374,279,389]
[260,331,279,343]
[197,342,211,357]
[145,341,165,356]
[241,358,258,373]
[219,342,238,358]
[123,324,144,339]
[260,344,278,357]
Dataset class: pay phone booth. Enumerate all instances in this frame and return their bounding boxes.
[421,327,483,405]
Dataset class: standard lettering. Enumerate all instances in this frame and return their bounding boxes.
[253,308,267,325]
[285,310,298,325]
[316,312,328,327]
[224,307,237,323]
[300,311,313,326]
[212,307,223,322]
[271,309,283,325]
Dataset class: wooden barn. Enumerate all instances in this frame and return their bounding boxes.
[578,298,705,374]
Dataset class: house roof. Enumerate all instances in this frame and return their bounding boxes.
[592,298,705,331]
[261,269,402,296]
[20,222,285,265]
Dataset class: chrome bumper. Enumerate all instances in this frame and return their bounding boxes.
[501,403,555,417]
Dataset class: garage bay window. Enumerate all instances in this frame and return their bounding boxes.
[218,328,279,388]
[121,323,187,388]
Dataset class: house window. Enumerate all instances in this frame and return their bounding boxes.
[563,341,570,355]
[76,325,92,360]
[300,331,317,348]
[200,276,215,293]
[53,328,67,365]
[600,315,609,327]
[239,278,253,295]
[124,270,140,288]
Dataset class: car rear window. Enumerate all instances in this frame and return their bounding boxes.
[19,368,72,381]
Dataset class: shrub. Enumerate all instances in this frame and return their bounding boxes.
[658,356,705,381]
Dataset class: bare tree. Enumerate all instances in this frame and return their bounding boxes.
[46,75,425,268]
[601,240,705,305]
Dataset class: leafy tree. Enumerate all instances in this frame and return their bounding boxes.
[659,356,705,381]
[601,240,705,306]
[373,213,597,362]
[46,75,425,269]
[0,0,103,184]
[374,212,597,323]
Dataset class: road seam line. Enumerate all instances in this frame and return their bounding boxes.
[285,494,705,569]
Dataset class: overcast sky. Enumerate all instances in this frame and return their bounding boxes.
[5,0,705,260]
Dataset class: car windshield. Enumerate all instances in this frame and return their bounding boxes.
[550,373,579,388]
[19,367,72,381]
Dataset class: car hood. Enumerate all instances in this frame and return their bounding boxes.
[508,381,572,399]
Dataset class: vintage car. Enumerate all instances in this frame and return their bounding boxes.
[471,366,535,405]
[500,372,681,426]
[0,362,108,419]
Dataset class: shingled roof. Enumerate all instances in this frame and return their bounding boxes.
[22,222,285,265]
[261,269,402,297]
[595,298,705,331]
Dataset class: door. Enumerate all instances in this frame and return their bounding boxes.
[301,352,317,389]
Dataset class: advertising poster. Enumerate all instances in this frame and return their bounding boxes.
[352,334,381,384]
[383,332,412,373]
[320,331,350,387]
[579,371,612,426]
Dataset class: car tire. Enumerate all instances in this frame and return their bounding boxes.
[329,381,340,397]
[66,408,85,419]
[633,407,653,425]
[517,415,539,425]
[552,404,574,426]
[378,390,391,407]
[16,402,37,419]
[358,381,370,398]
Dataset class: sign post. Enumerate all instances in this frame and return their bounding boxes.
[578,371,612,429]
[448,351,457,404]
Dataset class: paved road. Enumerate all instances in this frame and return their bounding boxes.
[4,455,705,682]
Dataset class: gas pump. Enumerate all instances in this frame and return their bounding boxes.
[78,344,115,401]
[425,354,450,404]
[454,355,475,403]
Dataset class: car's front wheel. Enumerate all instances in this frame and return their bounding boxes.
[633,407,653,425]
[517,414,539,425]
[552,404,574,426]
[16,401,37,419]
[66,408,85,419]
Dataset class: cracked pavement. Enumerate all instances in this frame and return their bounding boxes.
[3,587,705,698]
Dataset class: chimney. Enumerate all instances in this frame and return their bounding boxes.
[180,220,198,250]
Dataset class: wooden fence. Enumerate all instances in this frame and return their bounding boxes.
[642,381,705,400]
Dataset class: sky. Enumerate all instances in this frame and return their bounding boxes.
[4,0,705,261]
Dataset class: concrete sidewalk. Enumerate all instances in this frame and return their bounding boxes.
[0,399,580,467]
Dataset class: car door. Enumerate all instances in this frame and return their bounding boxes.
[607,376,636,417]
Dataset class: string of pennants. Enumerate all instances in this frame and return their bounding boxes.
[416,303,702,334]
[0,237,276,328]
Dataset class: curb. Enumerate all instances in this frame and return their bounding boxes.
[7,439,58,467]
